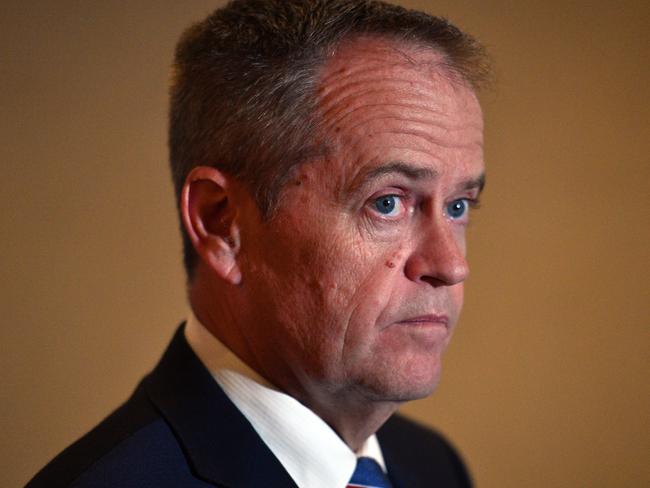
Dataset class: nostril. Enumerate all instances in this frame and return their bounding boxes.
[420,275,454,288]
[404,246,469,286]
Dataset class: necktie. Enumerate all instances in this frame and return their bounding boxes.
[347,456,393,488]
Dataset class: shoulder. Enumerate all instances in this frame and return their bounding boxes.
[378,414,472,488]
[25,382,210,488]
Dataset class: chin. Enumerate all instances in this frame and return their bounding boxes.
[360,361,443,403]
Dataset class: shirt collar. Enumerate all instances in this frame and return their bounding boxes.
[184,310,386,488]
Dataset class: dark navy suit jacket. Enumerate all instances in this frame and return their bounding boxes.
[27,326,471,487]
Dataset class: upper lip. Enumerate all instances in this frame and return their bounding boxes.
[396,314,449,327]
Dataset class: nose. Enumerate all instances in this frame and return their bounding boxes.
[404,221,469,286]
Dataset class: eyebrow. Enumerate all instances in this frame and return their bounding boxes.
[462,173,486,194]
[348,161,485,198]
[350,161,437,194]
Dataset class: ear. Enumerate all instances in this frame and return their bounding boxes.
[180,166,242,285]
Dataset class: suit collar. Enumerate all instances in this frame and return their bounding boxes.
[144,325,297,487]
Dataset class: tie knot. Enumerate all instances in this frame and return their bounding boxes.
[347,457,393,488]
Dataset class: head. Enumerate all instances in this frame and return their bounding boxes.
[173,0,489,424]
[170,0,489,279]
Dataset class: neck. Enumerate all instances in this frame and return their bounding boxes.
[188,273,267,376]
[289,380,401,451]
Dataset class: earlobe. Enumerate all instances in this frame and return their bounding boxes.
[180,166,243,285]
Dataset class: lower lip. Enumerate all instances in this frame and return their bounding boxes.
[395,319,449,329]
[392,319,449,346]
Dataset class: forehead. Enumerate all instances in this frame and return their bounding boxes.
[312,36,484,183]
[318,35,479,109]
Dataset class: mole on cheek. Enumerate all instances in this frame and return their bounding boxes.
[294,172,310,185]
[385,248,404,268]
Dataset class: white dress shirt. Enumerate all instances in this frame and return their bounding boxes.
[184,311,387,488]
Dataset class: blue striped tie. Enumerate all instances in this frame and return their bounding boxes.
[347,457,393,488]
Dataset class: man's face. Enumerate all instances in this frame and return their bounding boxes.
[235,39,484,405]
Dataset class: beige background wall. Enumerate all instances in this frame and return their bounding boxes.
[2,1,648,486]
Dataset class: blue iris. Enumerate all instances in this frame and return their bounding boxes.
[446,199,467,219]
[374,195,397,214]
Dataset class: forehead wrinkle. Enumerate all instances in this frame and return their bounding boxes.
[324,114,483,159]
[321,102,448,135]
[319,58,403,88]
[316,50,475,151]
[318,55,456,103]
[317,49,452,101]
[376,128,484,151]
[318,82,477,139]
[318,73,439,105]
[327,114,483,167]
[340,113,481,138]
[318,71,449,111]
[319,83,439,124]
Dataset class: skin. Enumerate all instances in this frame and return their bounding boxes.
[183,37,485,450]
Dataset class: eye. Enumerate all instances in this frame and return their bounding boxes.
[446,199,468,220]
[373,195,402,217]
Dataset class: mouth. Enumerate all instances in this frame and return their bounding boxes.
[395,314,449,328]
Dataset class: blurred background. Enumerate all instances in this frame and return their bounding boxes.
[1,0,648,486]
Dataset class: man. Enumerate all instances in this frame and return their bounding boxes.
[27,0,488,486]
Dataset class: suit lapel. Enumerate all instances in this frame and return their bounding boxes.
[144,325,297,488]
[381,444,412,488]
[378,415,431,488]
[378,415,472,488]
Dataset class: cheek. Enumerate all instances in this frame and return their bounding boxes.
[251,221,359,340]
[325,244,406,349]
[311,238,374,325]
[320,229,401,303]
[290,230,400,350]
